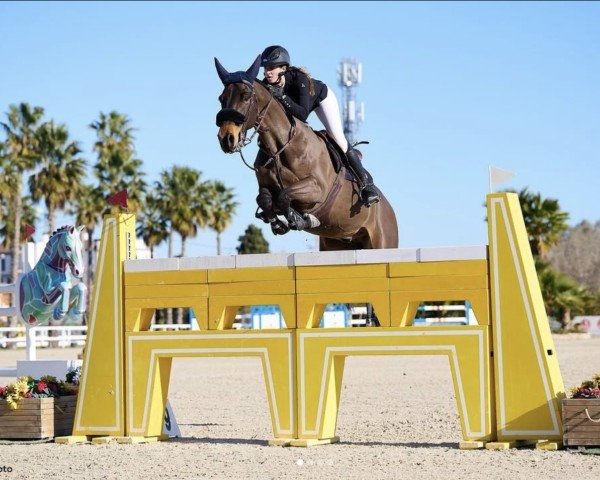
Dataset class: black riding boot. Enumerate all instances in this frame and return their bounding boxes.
[345,146,380,207]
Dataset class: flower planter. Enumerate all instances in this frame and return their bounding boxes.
[563,398,600,447]
[0,396,77,440]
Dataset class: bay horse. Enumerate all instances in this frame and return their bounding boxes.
[215,55,398,251]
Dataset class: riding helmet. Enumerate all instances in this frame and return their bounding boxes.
[260,45,290,68]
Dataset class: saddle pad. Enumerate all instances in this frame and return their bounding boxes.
[312,130,374,185]
[313,130,344,174]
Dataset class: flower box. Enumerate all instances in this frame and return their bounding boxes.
[563,399,600,447]
[0,396,77,440]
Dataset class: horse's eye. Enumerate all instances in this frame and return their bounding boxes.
[66,246,72,252]
[241,93,251,101]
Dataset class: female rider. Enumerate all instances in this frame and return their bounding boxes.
[260,45,379,207]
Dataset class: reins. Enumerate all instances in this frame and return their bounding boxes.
[237,83,297,181]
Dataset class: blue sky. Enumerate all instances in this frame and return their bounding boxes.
[1,2,598,256]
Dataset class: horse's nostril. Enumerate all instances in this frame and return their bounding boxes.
[227,133,235,149]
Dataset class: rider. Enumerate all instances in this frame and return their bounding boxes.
[260,45,380,207]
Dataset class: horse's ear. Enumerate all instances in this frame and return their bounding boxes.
[77,225,85,233]
[246,54,261,80]
[214,57,230,84]
[69,226,75,234]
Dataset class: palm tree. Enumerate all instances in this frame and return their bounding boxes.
[90,111,146,214]
[0,142,13,233]
[136,192,168,258]
[207,181,238,255]
[29,121,86,233]
[514,188,569,261]
[0,195,38,250]
[0,103,44,283]
[156,166,209,258]
[537,260,590,328]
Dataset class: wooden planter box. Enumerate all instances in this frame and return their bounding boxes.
[563,399,600,447]
[0,396,77,440]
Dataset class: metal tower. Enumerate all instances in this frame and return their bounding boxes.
[337,58,365,145]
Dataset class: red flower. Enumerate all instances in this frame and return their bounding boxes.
[0,386,6,396]
[37,381,48,393]
[48,383,58,393]
[25,392,33,398]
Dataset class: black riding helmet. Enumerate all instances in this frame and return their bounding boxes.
[260,45,290,68]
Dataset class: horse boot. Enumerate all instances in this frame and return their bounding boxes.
[345,146,380,207]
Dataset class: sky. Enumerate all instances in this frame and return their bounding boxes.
[0,2,598,257]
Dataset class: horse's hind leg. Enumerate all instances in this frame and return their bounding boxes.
[368,198,399,249]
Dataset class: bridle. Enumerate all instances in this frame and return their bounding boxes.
[217,82,297,174]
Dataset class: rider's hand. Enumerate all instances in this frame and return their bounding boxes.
[266,84,284,99]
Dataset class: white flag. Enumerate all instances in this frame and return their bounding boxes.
[489,165,516,192]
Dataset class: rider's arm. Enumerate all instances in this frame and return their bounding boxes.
[280,73,311,121]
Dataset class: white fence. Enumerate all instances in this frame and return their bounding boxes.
[0,325,88,349]
[0,323,193,350]
[0,323,193,378]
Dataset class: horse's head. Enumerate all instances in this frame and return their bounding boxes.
[215,55,262,153]
[56,226,85,279]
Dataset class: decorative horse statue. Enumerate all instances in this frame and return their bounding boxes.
[18,225,87,327]
[215,56,398,251]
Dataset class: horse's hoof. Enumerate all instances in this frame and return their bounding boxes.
[255,210,271,223]
[287,211,307,231]
[302,214,321,228]
[271,221,290,235]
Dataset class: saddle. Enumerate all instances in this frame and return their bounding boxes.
[313,130,373,184]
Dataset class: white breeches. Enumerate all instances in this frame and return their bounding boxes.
[314,88,348,152]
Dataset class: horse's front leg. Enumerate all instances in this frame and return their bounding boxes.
[53,281,71,321]
[70,282,87,316]
[256,187,290,235]
[275,177,322,231]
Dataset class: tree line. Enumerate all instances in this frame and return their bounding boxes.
[502,188,600,329]
[0,102,248,286]
[3,101,596,329]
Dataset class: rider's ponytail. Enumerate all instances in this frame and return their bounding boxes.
[287,66,316,96]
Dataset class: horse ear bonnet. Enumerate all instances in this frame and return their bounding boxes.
[215,55,261,85]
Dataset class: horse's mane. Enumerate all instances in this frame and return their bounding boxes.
[49,226,73,241]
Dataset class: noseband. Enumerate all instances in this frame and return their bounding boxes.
[216,82,273,154]
[217,82,297,174]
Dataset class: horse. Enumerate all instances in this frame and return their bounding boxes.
[18,225,87,327]
[214,55,398,251]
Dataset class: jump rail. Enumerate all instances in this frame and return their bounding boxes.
[58,193,565,449]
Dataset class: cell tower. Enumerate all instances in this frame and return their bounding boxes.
[338,58,365,145]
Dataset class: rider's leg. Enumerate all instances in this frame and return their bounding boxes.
[314,90,380,207]
[314,89,348,151]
